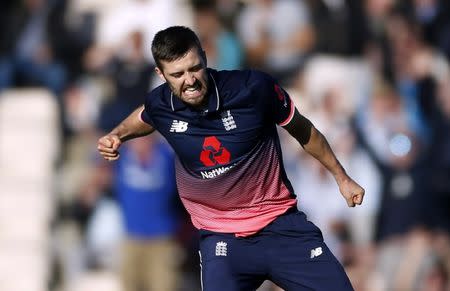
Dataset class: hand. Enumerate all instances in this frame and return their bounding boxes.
[97,134,122,161]
[337,176,365,207]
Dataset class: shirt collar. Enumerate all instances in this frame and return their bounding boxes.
[170,69,220,114]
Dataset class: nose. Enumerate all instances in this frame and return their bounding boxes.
[185,73,196,86]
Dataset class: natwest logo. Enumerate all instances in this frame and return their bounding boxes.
[200,136,231,167]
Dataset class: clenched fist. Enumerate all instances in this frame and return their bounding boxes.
[97,134,122,161]
[338,177,365,208]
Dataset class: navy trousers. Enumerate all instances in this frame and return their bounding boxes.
[198,209,354,291]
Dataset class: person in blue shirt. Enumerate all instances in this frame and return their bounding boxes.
[113,135,182,291]
[98,26,365,291]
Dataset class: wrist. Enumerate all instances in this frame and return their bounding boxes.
[332,165,348,184]
[110,125,127,142]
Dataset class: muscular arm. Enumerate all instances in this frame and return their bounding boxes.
[282,109,365,207]
[97,105,155,161]
[110,105,155,141]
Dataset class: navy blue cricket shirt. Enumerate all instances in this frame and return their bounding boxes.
[140,68,298,236]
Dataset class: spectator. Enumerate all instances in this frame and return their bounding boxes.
[113,135,183,291]
[55,155,118,285]
[192,0,244,70]
[237,0,315,85]
[0,0,67,96]
[95,31,155,132]
[96,0,193,63]
[309,0,369,56]
[424,77,450,233]
[410,0,450,60]
[367,229,449,291]
[355,81,428,241]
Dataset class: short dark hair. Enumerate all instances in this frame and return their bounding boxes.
[151,26,203,69]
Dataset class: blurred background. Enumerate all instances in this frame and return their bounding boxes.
[0,0,449,290]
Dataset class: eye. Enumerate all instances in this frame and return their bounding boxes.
[171,73,183,78]
[190,64,203,72]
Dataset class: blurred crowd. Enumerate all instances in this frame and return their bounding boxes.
[0,0,449,290]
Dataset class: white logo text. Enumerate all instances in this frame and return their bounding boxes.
[170,120,188,132]
[200,165,234,179]
[310,247,323,259]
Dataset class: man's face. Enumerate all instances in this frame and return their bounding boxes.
[156,48,208,108]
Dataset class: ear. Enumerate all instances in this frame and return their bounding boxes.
[155,67,166,82]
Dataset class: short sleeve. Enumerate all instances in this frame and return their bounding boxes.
[140,101,155,127]
[270,83,295,126]
[250,71,295,126]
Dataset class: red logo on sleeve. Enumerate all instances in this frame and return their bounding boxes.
[274,84,288,107]
[200,136,231,167]
[274,84,284,101]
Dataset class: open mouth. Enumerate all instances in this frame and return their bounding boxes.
[183,83,202,99]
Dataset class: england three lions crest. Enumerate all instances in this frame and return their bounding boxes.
[221,110,236,131]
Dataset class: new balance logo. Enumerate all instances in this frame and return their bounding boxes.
[215,241,228,256]
[221,110,236,131]
[310,247,323,258]
[170,120,188,132]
